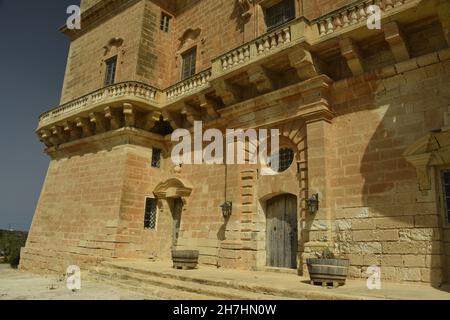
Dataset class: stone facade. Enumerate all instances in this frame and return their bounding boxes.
[21,0,450,286]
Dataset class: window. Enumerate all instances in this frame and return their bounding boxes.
[144,198,158,230]
[265,0,295,30]
[269,147,295,173]
[104,56,117,86]
[441,170,450,225]
[181,48,197,80]
[151,148,162,168]
[160,13,171,32]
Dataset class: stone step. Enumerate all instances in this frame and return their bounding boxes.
[89,268,215,300]
[89,265,298,300]
[97,262,312,299]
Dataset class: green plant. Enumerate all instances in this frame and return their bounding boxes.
[320,247,335,259]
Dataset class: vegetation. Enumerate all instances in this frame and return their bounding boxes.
[0,230,28,268]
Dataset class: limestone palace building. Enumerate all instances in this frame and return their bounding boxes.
[20,0,450,286]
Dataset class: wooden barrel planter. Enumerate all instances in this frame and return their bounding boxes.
[172,250,199,270]
[307,258,350,288]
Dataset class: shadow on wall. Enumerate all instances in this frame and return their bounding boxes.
[332,64,449,289]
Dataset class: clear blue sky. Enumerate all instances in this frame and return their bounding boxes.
[0,0,79,231]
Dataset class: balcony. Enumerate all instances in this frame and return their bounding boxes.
[39,81,159,129]
[38,0,430,145]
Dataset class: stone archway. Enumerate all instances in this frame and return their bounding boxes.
[153,177,193,259]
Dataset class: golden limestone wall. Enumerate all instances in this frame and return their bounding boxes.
[20,145,130,274]
[61,1,146,104]
[316,50,450,285]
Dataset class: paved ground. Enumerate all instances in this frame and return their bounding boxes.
[0,264,151,300]
[2,261,450,300]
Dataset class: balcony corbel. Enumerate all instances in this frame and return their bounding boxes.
[89,112,110,134]
[339,38,365,76]
[288,47,322,80]
[63,121,81,141]
[162,110,184,129]
[181,104,203,126]
[51,125,69,144]
[384,21,410,62]
[141,111,162,131]
[212,80,242,106]
[104,106,123,130]
[123,103,136,128]
[247,64,276,94]
[76,117,94,137]
[198,94,219,118]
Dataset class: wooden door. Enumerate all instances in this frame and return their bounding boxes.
[266,194,298,269]
[172,198,183,249]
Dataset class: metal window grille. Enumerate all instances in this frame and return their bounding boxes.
[151,148,162,168]
[265,0,295,30]
[271,148,295,172]
[181,48,197,80]
[144,198,158,230]
[104,56,117,86]
[160,13,171,32]
[441,170,450,224]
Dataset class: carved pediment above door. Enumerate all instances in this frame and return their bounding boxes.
[404,129,450,194]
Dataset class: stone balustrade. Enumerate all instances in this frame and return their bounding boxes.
[165,68,212,101]
[314,0,410,37]
[39,81,158,127]
[216,22,295,72]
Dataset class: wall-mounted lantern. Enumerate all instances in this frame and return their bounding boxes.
[220,201,233,219]
[307,194,319,214]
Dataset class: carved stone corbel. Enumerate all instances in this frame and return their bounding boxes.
[123,103,136,128]
[288,48,322,80]
[89,112,109,134]
[384,21,410,62]
[198,94,219,118]
[181,104,202,126]
[339,38,365,76]
[247,64,276,94]
[141,111,162,131]
[212,80,241,106]
[76,117,94,137]
[104,106,122,130]
[63,121,81,141]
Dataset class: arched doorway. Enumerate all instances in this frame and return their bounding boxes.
[266,194,298,269]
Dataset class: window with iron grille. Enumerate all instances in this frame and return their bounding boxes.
[160,13,171,32]
[104,56,117,86]
[270,147,295,173]
[151,148,162,168]
[144,198,158,230]
[181,48,197,80]
[265,0,295,30]
[441,170,450,225]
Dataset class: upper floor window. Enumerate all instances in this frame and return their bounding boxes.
[104,56,117,86]
[441,170,450,225]
[265,0,295,30]
[181,48,197,80]
[160,13,171,32]
[151,148,162,168]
